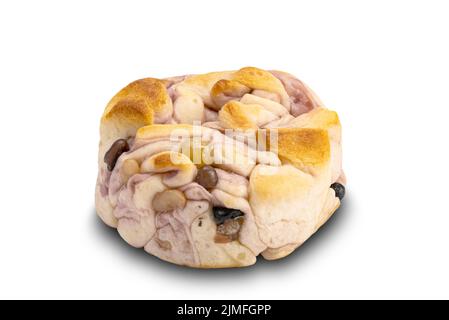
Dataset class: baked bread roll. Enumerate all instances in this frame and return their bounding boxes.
[95,67,345,268]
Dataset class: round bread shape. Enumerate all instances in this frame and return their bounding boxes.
[95,67,345,268]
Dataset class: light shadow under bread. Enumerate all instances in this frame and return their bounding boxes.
[90,196,352,280]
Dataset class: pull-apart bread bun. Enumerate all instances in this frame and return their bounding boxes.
[96,67,345,268]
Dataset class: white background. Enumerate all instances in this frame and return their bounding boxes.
[0,0,448,300]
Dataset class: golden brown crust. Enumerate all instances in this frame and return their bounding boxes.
[141,151,194,172]
[103,98,153,123]
[272,128,331,169]
[233,67,280,91]
[249,165,313,200]
[219,101,261,130]
[211,79,249,96]
[140,151,197,188]
[232,67,290,108]
[286,107,340,129]
[210,79,251,109]
[176,72,232,107]
[99,78,173,161]
[154,152,189,170]
[102,78,172,123]
[284,108,342,181]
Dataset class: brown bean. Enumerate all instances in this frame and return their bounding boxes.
[216,217,243,241]
[152,189,186,212]
[195,166,218,189]
[104,139,130,171]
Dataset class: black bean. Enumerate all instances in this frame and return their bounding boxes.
[195,166,218,189]
[212,206,244,225]
[330,182,345,200]
[104,139,130,171]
